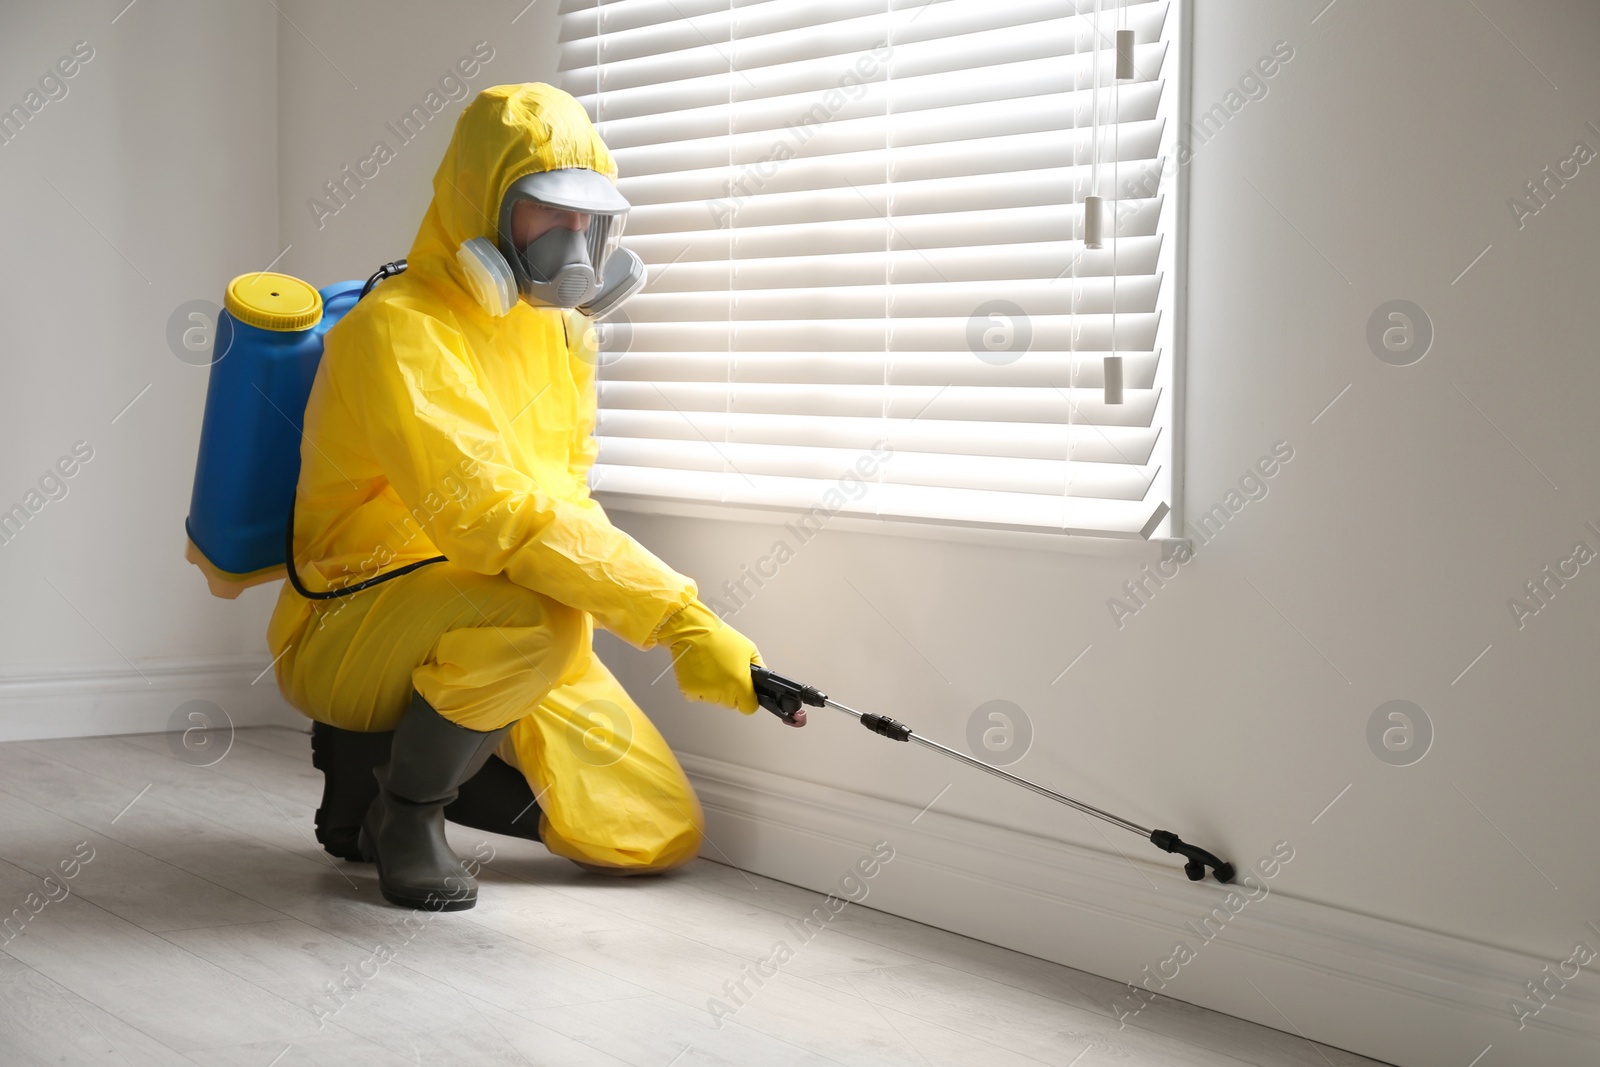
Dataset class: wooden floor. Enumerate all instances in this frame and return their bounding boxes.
[0,726,1388,1066]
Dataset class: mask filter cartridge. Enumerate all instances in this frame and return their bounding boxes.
[456,237,517,317]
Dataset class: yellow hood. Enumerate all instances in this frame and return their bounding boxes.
[408,82,618,299]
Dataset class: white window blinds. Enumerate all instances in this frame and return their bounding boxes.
[558,0,1181,539]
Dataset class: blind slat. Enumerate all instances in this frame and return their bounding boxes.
[589,465,1165,537]
[596,381,1163,428]
[598,350,1162,389]
[596,437,1158,499]
[596,410,1162,464]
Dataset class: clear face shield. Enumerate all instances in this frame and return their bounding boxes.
[494,169,645,317]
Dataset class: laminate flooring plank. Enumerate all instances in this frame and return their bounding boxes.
[149,837,664,1016]
[160,917,478,1041]
[219,723,315,761]
[13,735,325,858]
[800,962,1312,1067]
[0,788,282,934]
[470,886,1057,1067]
[521,988,1048,1067]
[672,858,1122,1017]
[531,865,932,982]
[405,989,651,1067]
[120,727,326,802]
[0,952,189,1067]
[0,862,323,1052]
[177,1033,397,1067]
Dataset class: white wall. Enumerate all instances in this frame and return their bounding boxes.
[0,1,286,737]
[272,0,559,288]
[5,2,1597,1063]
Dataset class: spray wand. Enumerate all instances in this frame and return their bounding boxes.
[750,666,1234,884]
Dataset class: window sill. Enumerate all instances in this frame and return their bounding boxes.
[593,491,1191,561]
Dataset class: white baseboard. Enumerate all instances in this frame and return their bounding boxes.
[679,751,1600,1067]
[0,654,304,742]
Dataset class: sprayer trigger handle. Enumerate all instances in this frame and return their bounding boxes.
[751,665,826,724]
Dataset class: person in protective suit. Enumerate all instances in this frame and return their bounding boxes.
[266,83,803,912]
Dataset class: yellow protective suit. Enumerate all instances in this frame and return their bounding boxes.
[266,83,748,873]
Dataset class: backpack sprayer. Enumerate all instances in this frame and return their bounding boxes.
[184,262,445,602]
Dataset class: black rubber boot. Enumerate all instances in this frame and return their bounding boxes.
[440,753,544,843]
[310,722,392,862]
[310,723,544,861]
[357,692,512,911]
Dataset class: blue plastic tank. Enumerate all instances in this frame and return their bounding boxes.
[185,272,364,598]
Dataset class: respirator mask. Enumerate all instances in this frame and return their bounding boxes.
[456,167,647,320]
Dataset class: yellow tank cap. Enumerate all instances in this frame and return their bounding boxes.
[224,272,323,332]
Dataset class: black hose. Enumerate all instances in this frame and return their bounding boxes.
[284,494,448,601]
[360,259,408,298]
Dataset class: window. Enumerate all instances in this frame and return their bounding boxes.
[558,0,1182,540]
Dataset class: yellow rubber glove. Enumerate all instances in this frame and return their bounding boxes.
[654,599,763,714]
